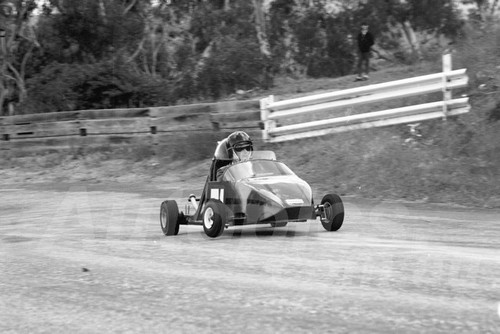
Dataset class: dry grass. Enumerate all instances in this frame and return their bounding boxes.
[256,35,500,208]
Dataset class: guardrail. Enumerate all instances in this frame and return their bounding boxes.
[260,54,470,143]
[0,100,261,157]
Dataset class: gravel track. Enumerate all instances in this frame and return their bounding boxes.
[1,184,499,333]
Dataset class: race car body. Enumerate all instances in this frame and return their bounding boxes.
[160,151,344,238]
[208,158,315,225]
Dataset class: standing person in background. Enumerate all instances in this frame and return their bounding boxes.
[355,22,375,81]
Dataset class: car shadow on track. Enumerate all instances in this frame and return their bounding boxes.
[231,229,295,238]
[220,225,317,239]
[169,222,325,240]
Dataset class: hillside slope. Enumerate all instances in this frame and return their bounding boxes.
[2,30,499,209]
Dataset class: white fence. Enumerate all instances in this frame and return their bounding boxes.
[260,54,470,143]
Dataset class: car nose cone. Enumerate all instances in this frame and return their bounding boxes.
[236,175,313,223]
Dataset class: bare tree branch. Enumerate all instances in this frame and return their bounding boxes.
[7,62,22,85]
[252,0,271,58]
[19,44,34,81]
[51,0,66,15]
[491,0,499,15]
[400,20,422,61]
[98,0,108,24]
[123,0,139,15]
[193,40,214,78]
[2,72,17,82]
[126,36,146,63]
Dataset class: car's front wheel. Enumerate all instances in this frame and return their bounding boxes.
[320,194,344,231]
[203,200,226,238]
[160,200,180,236]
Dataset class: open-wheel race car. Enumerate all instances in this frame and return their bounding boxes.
[159,149,345,238]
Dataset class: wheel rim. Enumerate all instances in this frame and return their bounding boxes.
[323,202,333,222]
[204,207,214,229]
[161,207,167,229]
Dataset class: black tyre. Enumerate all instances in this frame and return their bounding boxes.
[270,222,288,228]
[320,194,344,231]
[160,200,180,236]
[203,200,227,238]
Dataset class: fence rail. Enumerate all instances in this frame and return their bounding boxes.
[0,55,471,156]
[260,54,470,143]
[0,100,261,157]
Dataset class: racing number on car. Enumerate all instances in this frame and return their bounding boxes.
[210,188,225,201]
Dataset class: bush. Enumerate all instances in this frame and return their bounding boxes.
[24,61,173,113]
[196,36,272,99]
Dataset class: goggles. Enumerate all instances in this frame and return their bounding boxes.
[234,145,253,152]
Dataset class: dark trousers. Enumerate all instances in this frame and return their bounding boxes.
[357,51,371,76]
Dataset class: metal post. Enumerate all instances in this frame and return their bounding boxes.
[442,53,452,120]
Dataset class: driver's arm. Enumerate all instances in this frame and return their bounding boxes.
[216,166,228,181]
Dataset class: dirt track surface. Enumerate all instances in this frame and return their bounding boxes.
[1,182,499,333]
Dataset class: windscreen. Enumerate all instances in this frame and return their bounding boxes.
[223,160,295,181]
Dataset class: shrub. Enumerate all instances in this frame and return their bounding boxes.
[24,61,173,113]
[196,36,272,99]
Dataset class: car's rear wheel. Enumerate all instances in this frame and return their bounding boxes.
[320,194,344,231]
[160,200,180,236]
[203,200,226,238]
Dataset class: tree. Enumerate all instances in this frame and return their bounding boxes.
[25,0,176,111]
[466,0,499,20]
[252,0,271,58]
[268,0,309,76]
[0,0,38,115]
[252,0,272,86]
[40,0,144,64]
[26,0,273,109]
[353,0,463,62]
[9,0,468,114]
[188,0,272,96]
[268,0,354,77]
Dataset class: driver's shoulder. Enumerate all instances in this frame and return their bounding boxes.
[214,138,230,160]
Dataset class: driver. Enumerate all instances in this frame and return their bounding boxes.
[215,131,253,180]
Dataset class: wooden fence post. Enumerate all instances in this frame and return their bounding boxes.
[260,95,274,142]
[442,53,452,120]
